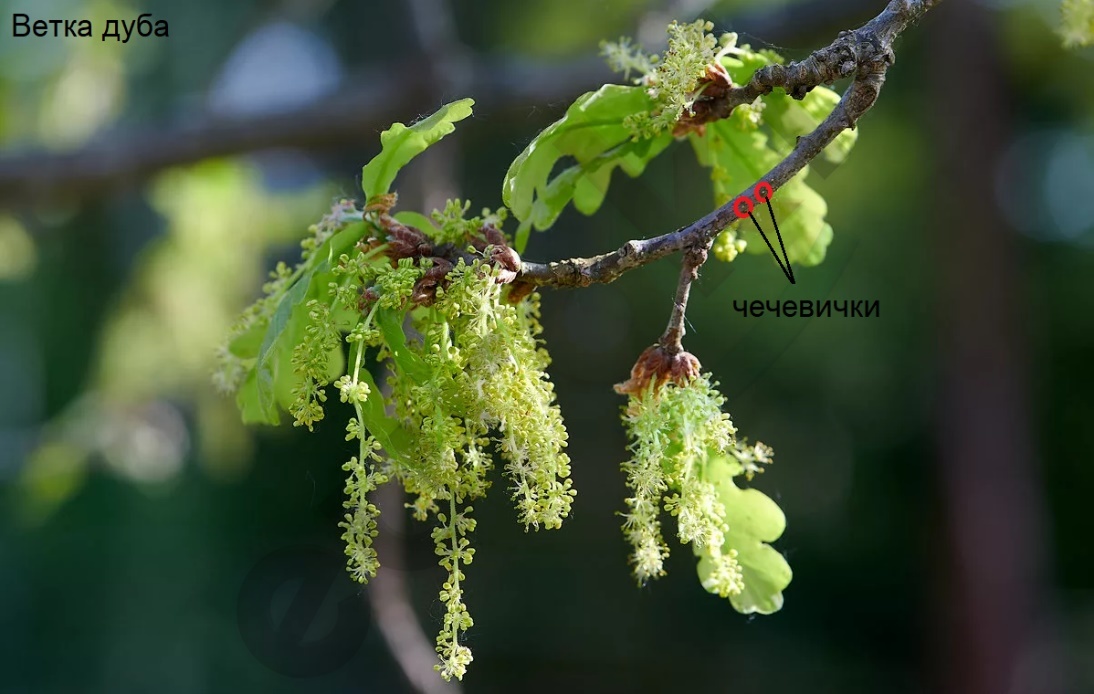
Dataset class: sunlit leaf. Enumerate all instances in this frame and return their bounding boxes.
[355,366,414,460]
[719,49,855,164]
[237,367,278,425]
[394,211,441,238]
[362,99,475,199]
[762,86,857,164]
[503,84,671,247]
[696,454,792,615]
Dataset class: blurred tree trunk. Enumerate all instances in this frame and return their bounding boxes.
[928,4,1060,694]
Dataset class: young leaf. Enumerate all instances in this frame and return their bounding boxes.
[236,368,278,425]
[361,99,475,199]
[375,307,431,384]
[247,255,337,422]
[229,221,367,362]
[393,211,441,239]
[697,454,792,614]
[719,48,855,164]
[254,266,317,385]
[228,320,266,360]
[761,87,857,164]
[355,365,414,461]
[503,85,671,242]
[322,222,371,266]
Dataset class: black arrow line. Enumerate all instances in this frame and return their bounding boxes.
[747,211,795,284]
[764,198,796,284]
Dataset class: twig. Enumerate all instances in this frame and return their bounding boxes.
[517,0,941,289]
[659,243,709,353]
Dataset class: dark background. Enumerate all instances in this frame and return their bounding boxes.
[1,0,1092,692]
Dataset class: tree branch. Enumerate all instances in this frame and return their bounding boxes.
[659,243,710,353]
[517,0,941,289]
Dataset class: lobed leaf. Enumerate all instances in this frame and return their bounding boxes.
[696,454,792,614]
[245,264,318,423]
[355,365,414,461]
[362,99,475,200]
[393,211,441,239]
[761,86,857,164]
[503,85,672,249]
[232,220,371,424]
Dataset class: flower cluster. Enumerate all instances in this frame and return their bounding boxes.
[711,227,748,263]
[289,300,342,430]
[218,193,574,681]
[602,19,722,139]
[430,198,509,247]
[339,436,387,583]
[367,258,573,679]
[599,36,657,81]
[617,353,773,600]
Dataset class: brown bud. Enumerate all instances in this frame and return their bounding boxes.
[468,223,521,283]
[379,214,433,261]
[490,245,521,283]
[358,237,385,254]
[410,257,454,307]
[411,282,438,307]
[481,224,508,247]
[358,286,381,312]
[674,62,736,135]
[613,344,702,397]
[698,62,733,99]
[672,120,706,137]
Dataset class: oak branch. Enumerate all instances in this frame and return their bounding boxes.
[516,0,942,291]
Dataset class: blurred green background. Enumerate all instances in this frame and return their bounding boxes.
[1,0,1092,692]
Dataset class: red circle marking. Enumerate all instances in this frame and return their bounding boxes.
[733,196,754,219]
[754,181,773,203]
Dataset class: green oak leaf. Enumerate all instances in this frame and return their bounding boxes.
[362,99,475,199]
[393,211,442,238]
[232,219,372,425]
[503,84,672,250]
[761,86,857,164]
[375,307,431,384]
[241,263,317,424]
[696,454,792,614]
[229,221,367,362]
